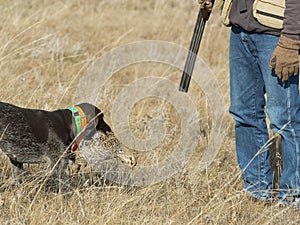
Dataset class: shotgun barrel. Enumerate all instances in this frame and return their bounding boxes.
[179,2,214,93]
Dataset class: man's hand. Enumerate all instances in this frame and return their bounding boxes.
[198,0,213,11]
[198,0,214,20]
[270,35,300,81]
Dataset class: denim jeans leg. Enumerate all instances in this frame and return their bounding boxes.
[253,33,300,201]
[264,70,300,200]
[229,27,273,199]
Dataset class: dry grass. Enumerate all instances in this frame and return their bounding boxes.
[0,0,299,224]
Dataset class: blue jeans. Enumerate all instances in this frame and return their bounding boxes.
[229,26,300,201]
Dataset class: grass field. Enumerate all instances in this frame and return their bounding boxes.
[0,0,299,224]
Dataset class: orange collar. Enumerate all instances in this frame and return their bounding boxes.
[74,106,87,130]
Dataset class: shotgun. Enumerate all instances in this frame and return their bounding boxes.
[179,1,214,92]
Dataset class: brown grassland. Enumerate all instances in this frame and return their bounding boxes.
[0,0,299,224]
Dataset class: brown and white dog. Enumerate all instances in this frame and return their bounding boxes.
[0,101,111,191]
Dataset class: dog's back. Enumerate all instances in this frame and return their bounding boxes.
[0,102,71,163]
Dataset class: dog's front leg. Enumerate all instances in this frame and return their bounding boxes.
[9,157,25,184]
[49,156,71,193]
[58,157,71,193]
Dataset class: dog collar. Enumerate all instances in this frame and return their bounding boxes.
[68,106,87,135]
[69,106,87,152]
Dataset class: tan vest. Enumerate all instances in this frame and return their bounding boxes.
[221,0,285,29]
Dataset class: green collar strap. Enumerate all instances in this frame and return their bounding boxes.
[68,106,82,135]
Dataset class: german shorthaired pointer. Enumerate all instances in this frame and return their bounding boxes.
[0,101,111,191]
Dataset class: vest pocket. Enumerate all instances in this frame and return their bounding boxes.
[253,0,285,29]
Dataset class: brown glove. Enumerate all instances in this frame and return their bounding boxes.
[270,35,300,81]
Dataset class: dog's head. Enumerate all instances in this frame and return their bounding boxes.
[70,103,111,140]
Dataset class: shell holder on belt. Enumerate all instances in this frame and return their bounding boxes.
[68,106,87,151]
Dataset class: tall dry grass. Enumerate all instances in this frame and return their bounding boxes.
[0,0,299,224]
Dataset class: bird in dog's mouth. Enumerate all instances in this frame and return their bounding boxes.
[77,131,137,168]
